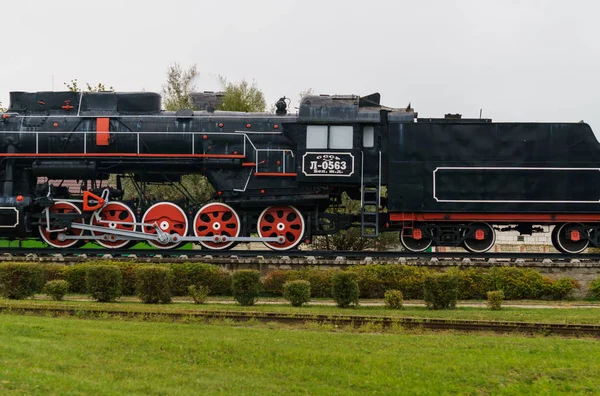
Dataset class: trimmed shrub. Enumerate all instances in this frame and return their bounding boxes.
[63,265,89,294]
[542,277,579,300]
[86,265,122,302]
[171,263,231,296]
[118,263,143,296]
[188,285,210,304]
[487,290,504,310]
[352,264,430,299]
[331,271,360,308]
[590,278,600,300]
[423,273,458,310]
[232,270,262,306]
[262,270,290,296]
[135,266,172,304]
[42,264,66,285]
[489,267,546,300]
[283,280,311,307]
[384,289,404,309]
[0,263,44,300]
[43,280,70,301]
[446,267,492,300]
[287,268,337,298]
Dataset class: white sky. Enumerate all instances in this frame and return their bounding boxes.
[1,0,599,132]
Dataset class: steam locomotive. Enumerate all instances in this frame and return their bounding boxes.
[0,89,598,253]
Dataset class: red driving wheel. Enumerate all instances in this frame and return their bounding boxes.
[194,203,241,250]
[90,201,136,249]
[141,202,188,249]
[257,206,305,250]
[38,201,85,248]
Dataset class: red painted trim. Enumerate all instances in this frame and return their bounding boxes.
[254,172,297,177]
[242,162,257,167]
[96,118,110,146]
[0,153,246,159]
[389,212,600,223]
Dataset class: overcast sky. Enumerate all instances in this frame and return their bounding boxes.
[2,0,599,132]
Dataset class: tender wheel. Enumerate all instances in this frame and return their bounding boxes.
[555,223,589,254]
[90,202,137,249]
[194,203,240,250]
[258,206,305,250]
[400,225,432,252]
[551,225,565,253]
[463,222,496,253]
[142,202,189,249]
[38,201,85,248]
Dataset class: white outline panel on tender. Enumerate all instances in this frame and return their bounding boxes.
[302,152,355,177]
[432,167,600,203]
[0,207,19,228]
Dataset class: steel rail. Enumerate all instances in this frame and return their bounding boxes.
[1,303,598,337]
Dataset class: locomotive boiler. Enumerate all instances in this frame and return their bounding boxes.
[0,89,598,254]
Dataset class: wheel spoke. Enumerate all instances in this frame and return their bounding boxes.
[91,202,136,249]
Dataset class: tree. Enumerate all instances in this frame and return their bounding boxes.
[162,63,198,111]
[64,79,114,92]
[218,78,266,112]
[0,102,6,112]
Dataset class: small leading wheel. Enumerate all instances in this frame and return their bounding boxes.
[463,222,496,253]
[400,225,432,252]
[90,201,137,249]
[38,201,85,248]
[193,203,241,250]
[141,202,189,249]
[555,223,589,254]
[258,206,305,250]
[551,225,564,253]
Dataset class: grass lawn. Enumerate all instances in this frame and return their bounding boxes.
[3,297,600,325]
[1,314,600,395]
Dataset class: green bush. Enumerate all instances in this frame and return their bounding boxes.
[262,270,290,296]
[171,263,231,296]
[63,265,88,294]
[542,277,579,300]
[384,289,404,309]
[590,278,600,299]
[0,263,44,300]
[43,280,70,301]
[86,265,122,302]
[287,268,337,298]
[188,285,210,304]
[118,263,142,296]
[283,280,311,307]
[489,267,546,299]
[352,264,431,299]
[423,273,458,310]
[486,290,504,310]
[331,271,360,308]
[446,267,492,300]
[135,266,172,304]
[42,264,66,284]
[232,270,262,306]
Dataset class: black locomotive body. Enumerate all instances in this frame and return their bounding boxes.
[0,90,598,253]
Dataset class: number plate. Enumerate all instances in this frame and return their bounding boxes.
[302,152,355,177]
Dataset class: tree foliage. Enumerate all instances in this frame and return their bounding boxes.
[162,63,198,111]
[312,192,399,251]
[218,78,266,112]
[0,102,6,112]
[64,79,114,92]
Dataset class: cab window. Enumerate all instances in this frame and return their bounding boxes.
[306,125,353,149]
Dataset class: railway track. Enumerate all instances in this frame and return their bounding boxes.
[1,303,598,337]
[1,247,600,265]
